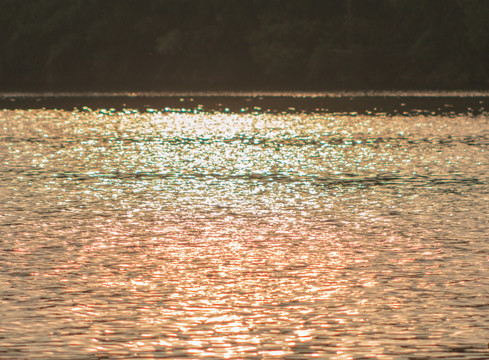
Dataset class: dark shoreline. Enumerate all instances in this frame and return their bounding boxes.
[2,91,489,115]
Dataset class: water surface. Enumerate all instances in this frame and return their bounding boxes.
[1,93,489,359]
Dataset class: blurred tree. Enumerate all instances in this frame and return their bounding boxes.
[1,0,488,90]
[460,0,489,86]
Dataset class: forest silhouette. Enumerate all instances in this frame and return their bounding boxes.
[1,0,489,91]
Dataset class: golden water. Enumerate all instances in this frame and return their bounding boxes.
[1,96,489,359]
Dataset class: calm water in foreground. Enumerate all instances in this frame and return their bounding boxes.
[1,93,489,359]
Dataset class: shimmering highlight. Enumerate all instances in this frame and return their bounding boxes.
[1,104,489,358]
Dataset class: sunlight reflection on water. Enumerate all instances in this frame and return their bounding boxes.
[1,98,489,359]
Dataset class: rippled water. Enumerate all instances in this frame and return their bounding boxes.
[1,94,489,359]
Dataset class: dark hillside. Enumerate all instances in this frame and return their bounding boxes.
[1,0,488,91]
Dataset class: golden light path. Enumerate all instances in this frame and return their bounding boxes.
[1,105,488,358]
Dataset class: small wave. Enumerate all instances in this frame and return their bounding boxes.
[2,169,485,188]
[2,134,488,147]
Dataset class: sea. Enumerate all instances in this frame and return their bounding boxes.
[1,92,489,359]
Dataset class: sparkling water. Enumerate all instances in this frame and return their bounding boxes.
[1,93,489,359]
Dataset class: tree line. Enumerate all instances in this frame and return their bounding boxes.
[1,0,488,91]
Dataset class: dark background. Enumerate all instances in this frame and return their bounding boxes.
[1,0,489,92]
